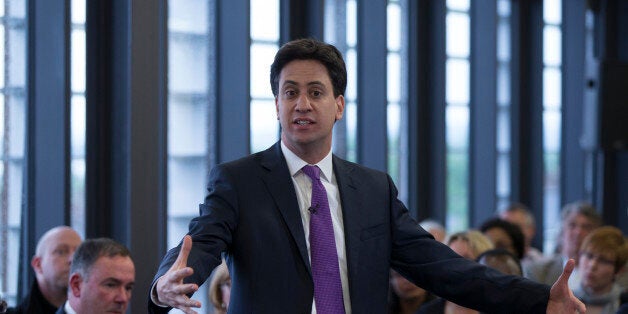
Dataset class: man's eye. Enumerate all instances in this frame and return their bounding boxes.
[285,90,296,96]
[311,91,321,97]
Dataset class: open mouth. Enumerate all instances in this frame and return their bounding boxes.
[295,119,314,125]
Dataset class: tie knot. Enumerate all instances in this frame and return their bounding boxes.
[302,165,321,181]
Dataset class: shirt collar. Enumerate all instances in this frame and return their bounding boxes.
[280,141,333,182]
[64,301,78,314]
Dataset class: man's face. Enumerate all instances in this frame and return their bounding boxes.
[561,213,597,259]
[71,256,135,314]
[276,59,344,157]
[33,229,82,290]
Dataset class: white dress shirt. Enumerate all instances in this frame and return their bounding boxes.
[281,141,352,314]
[63,301,77,314]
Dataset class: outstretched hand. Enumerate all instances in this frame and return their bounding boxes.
[547,258,586,314]
[155,235,202,314]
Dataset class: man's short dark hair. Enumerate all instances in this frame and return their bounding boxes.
[70,238,132,280]
[270,38,347,98]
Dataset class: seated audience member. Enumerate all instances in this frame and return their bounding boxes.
[208,261,231,314]
[479,217,525,261]
[446,230,495,260]
[476,248,523,277]
[525,201,602,286]
[387,269,434,314]
[498,202,543,266]
[417,230,494,314]
[8,226,82,314]
[573,226,628,314]
[57,238,135,314]
[419,219,447,243]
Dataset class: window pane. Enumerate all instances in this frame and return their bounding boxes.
[1,0,27,305]
[250,100,279,153]
[346,0,357,47]
[167,1,213,312]
[497,109,511,151]
[70,0,86,238]
[543,110,562,152]
[543,26,562,66]
[387,53,401,102]
[542,0,562,254]
[543,67,562,109]
[446,12,470,57]
[543,0,562,24]
[250,43,278,99]
[446,106,469,150]
[250,0,279,154]
[250,0,279,41]
[446,59,470,104]
[387,3,401,51]
[447,0,470,11]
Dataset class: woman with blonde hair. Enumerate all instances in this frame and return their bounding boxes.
[208,262,231,314]
[418,230,495,314]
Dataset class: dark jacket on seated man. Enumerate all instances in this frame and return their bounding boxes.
[7,280,58,314]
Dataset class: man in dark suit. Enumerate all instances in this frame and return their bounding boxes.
[149,38,585,314]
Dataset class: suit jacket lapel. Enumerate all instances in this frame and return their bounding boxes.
[333,156,363,300]
[260,143,311,274]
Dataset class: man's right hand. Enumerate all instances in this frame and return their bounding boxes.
[155,235,202,314]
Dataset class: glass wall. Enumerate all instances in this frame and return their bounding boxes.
[70,0,86,238]
[496,0,512,212]
[386,0,406,196]
[445,0,470,232]
[0,0,27,306]
[542,0,562,253]
[167,1,212,312]
[250,0,279,153]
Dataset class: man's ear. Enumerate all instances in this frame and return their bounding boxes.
[334,95,345,121]
[69,273,83,297]
[31,256,43,274]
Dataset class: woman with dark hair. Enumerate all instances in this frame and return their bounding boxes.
[208,262,231,314]
[479,218,526,261]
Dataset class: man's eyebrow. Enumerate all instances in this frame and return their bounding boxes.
[281,80,326,87]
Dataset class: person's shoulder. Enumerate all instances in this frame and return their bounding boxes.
[333,155,389,178]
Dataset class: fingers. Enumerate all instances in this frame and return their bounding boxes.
[171,235,193,270]
[556,258,575,287]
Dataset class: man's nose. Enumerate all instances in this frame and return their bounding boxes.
[295,94,312,111]
[115,288,131,304]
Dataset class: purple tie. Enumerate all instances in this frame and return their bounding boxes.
[302,165,346,314]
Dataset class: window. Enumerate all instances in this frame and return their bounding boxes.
[167,1,212,312]
[445,0,470,232]
[542,0,562,253]
[0,0,27,306]
[70,0,86,238]
[387,0,408,202]
[250,0,279,153]
[496,0,512,211]
[325,0,357,162]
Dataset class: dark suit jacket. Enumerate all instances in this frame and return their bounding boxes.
[149,142,551,313]
[7,280,58,314]
[54,304,66,314]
